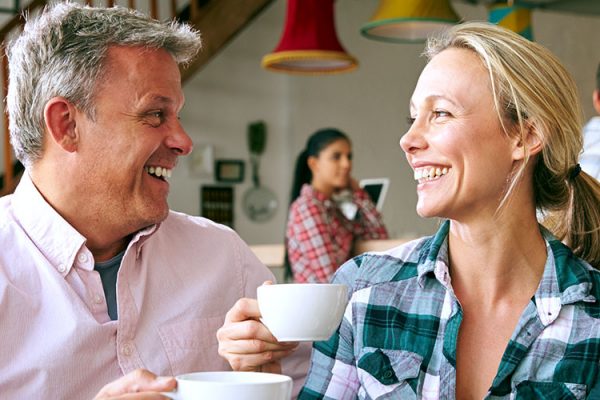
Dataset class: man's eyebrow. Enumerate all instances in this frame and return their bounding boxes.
[147,95,175,105]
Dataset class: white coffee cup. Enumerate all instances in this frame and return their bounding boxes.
[257,283,348,342]
[161,371,292,400]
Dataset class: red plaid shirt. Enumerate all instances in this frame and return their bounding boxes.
[286,184,388,283]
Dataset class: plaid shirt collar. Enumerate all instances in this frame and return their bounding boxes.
[415,220,596,325]
[300,184,329,203]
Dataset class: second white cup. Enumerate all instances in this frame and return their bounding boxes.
[257,283,348,342]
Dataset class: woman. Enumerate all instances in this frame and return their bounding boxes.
[297,22,600,399]
[285,128,388,283]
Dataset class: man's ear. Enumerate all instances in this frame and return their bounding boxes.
[512,122,543,161]
[593,89,600,115]
[43,97,79,153]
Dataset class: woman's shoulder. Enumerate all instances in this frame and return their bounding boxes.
[289,186,329,212]
[332,235,436,290]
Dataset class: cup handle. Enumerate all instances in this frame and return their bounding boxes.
[160,390,179,399]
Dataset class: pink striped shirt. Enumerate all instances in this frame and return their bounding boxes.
[0,173,308,398]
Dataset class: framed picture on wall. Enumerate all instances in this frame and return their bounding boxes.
[200,185,234,228]
[215,159,245,183]
[188,143,214,178]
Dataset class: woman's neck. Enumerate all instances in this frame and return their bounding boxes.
[447,210,547,307]
[311,181,334,198]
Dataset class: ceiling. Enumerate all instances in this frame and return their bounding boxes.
[458,0,600,16]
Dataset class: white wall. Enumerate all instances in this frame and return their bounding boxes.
[1,1,598,245]
[169,0,600,245]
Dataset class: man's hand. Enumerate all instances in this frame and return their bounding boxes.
[93,369,176,399]
[216,297,299,373]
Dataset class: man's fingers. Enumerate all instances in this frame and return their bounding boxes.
[94,369,176,399]
[104,392,172,400]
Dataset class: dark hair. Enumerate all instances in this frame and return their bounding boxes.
[289,128,350,204]
[284,128,350,280]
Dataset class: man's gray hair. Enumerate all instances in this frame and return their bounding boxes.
[6,2,202,166]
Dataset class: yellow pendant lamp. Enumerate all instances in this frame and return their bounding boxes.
[361,0,460,43]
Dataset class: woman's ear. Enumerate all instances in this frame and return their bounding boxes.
[307,155,319,174]
[511,121,543,161]
[43,97,79,153]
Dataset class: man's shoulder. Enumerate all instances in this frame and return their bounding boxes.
[150,210,243,248]
[0,194,15,230]
[164,210,235,232]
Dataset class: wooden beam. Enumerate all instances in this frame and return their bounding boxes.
[180,0,275,83]
[150,0,158,19]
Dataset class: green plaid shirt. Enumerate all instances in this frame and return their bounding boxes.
[299,220,600,399]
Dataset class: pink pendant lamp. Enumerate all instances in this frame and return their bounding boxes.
[261,0,358,75]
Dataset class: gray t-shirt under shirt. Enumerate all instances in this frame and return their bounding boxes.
[94,251,124,320]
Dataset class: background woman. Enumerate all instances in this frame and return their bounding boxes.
[285,128,388,283]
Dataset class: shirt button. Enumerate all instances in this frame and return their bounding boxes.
[57,264,67,273]
[383,370,394,379]
[121,343,133,356]
[77,253,88,263]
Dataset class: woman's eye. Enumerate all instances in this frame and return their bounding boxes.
[433,110,450,118]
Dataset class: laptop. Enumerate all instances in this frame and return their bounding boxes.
[359,178,390,211]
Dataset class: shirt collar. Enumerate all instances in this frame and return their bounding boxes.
[12,172,86,276]
[416,220,597,324]
[301,184,330,203]
[12,172,162,271]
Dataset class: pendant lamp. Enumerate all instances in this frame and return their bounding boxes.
[261,0,357,75]
[488,3,533,40]
[361,0,460,43]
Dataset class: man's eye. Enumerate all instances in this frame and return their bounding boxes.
[145,110,165,126]
[433,110,450,118]
[150,111,164,120]
[406,116,416,125]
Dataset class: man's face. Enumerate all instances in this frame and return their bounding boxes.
[74,46,192,235]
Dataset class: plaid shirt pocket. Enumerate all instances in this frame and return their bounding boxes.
[356,347,422,398]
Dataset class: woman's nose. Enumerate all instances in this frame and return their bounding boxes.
[342,156,352,169]
[399,122,427,155]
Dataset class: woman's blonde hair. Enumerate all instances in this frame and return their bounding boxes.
[425,22,600,268]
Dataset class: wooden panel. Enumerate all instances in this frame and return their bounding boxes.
[180,0,275,82]
[249,244,285,268]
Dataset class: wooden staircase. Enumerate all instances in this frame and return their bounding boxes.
[0,0,275,196]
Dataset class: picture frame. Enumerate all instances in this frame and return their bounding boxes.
[215,159,245,183]
[188,143,214,178]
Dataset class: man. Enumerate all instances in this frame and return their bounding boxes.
[0,3,303,398]
[581,62,600,180]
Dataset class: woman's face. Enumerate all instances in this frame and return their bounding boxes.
[309,139,352,193]
[400,48,518,221]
